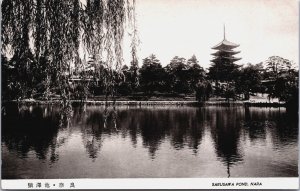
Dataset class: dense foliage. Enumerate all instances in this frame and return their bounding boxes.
[2,49,298,105]
[2,0,136,101]
[1,1,298,106]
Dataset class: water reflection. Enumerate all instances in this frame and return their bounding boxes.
[243,107,298,147]
[209,107,244,177]
[2,104,60,161]
[72,104,121,160]
[2,104,298,178]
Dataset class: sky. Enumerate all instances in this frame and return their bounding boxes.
[123,0,299,69]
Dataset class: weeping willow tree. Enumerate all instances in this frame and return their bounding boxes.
[1,0,137,103]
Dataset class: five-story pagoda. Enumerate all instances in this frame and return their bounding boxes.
[209,26,241,83]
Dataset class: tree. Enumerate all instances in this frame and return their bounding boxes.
[270,67,298,103]
[235,63,262,100]
[9,51,36,99]
[195,81,212,102]
[224,84,236,101]
[187,55,199,66]
[187,55,206,91]
[264,57,298,108]
[116,65,132,95]
[1,55,21,100]
[208,60,240,83]
[1,0,137,101]
[128,0,140,93]
[165,56,190,94]
[208,57,240,98]
[128,59,140,92]
[139,54,165,95]
[265,56,293,80]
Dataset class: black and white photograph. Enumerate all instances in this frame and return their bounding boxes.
[1,0,299,189]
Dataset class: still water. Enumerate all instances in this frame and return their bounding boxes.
[2,104,298,178]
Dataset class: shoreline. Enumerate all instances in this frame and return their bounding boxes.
[2,99,286,107]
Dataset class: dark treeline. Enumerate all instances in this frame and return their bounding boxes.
[2,53,298,106]
[1,1,298,108]
[118,54,298,106]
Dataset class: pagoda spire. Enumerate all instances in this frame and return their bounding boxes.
[211,25,239,50]
[223,24,226,40]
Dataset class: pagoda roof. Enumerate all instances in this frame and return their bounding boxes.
[212,39,239,50]
[211,56,241,63]
[211,50,240,56]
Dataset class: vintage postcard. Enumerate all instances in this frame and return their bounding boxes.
[1,0,299,189]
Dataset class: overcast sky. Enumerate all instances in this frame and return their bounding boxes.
[123,0,299,68]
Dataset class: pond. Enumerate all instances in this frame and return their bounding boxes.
[1,104,298,178]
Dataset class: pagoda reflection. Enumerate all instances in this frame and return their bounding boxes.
[209,107,244,177]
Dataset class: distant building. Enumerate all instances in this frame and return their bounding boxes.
[208,25,242,87]
[211,25,241,66]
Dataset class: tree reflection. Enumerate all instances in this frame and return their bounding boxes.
[2,104,61,161]
[116,107,140,147]
[3,104,298,178]
[167,108,206,154]
[119,107,206,159]
[139,109,169,159]
[242,107,267,141]
[187,108,206,154]
[242,107,298,148]
[170,111,189,150]
[209,107,243,177]
[266,108,298,148]
[80,105,120,160]
[80,109,104,160]
[59,102,73,128]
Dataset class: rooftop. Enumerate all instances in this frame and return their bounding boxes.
[210,56,241,63]
[212,39,240,50]
[211,25,240,50]
[211,50,240,56]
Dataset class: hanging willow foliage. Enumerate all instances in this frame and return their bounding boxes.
[129,0,140,89]
[1,0,136,101]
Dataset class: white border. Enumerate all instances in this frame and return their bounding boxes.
[1,178,299,190]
